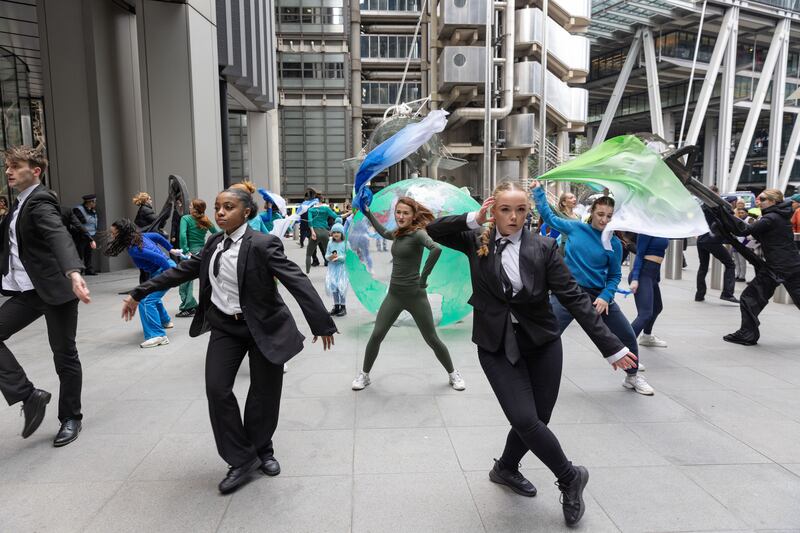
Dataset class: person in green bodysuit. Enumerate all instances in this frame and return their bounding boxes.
[351,197,466,391]
[176,199,219,317]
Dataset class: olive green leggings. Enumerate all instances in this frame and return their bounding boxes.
[363,286,454,373]
[306,228,329,273]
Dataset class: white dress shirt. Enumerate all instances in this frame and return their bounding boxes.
[2,184,39,292]
[467,211,629,365]
[209,222,247,315]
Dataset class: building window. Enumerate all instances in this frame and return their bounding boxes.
[276,5,343,25]
[362,82,422,105]
[361,35,420,59]
[360,0,420,11]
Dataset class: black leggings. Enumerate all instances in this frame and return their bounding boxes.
[738,269,800,341]
[697,242,735,299]
[306,228,328,273]
[479,333,574,483]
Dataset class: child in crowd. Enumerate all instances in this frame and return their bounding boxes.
[325,219,349,317]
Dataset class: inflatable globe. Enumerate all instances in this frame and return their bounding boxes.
[346,178,480,326]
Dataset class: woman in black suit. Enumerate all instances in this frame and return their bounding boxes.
[121,187,337,495]
[427,180,636,526]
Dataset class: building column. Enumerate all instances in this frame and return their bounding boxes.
[702,116,717,186]
[247,109,281,193]
[135,0,224,208]
[662,111,682,280]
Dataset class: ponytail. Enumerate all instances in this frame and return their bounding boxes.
[477,222,494,257]
[190,199,213,230]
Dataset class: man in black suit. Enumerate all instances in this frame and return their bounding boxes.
[0,145,91,446]
[122,187,336,494]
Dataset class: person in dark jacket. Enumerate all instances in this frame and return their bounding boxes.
[133,192,157,229]
[695,207,738,303]
[121,186,337,495]
[719,189,800,345]
[426,180,637,527]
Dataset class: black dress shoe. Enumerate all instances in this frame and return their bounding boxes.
[489,459,537,497]
[723,330,758,346]
[21,389,51,438]
[219,457,262,494]
[694,295,705,302]
[557,465,589,526]
[53,419,82,447]
[259,453,281,476]
[720,295,740,304]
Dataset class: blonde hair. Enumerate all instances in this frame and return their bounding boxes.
[132,192,151,206]
[477,181,528,257]
[761,189,783,203]
[557,191,576,213]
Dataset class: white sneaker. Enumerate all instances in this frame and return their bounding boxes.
[283,363,288,374]
[623,374,655,396]
[448,370,466,391]
[637,362,646,372]
[638,333,667,348]
[140,336,170,348]
[162,322,174,329]
[352,371,370,391]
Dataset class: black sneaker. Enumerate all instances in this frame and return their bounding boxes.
[720,295,740,304]
[723,330,758,346]
[557,465,589,526]
[176,309,195,318]
[489,459,537,497]
[335,306,347,317]
[329,305,339,316]
[694,295,705,302]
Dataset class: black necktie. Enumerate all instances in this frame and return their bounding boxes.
[212,237,233,277]
[495,238,514,300]
[495,238,520,365]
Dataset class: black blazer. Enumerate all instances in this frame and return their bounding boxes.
[426,214,625,358]
[130,225,337,364]
[0,184,84,305]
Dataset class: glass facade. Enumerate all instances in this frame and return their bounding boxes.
[278,53,347,89]
[362,81,422,105]
[280,107,349,196]
[359,0,421,12]
[0,47,38,204]
[360,35,421,60]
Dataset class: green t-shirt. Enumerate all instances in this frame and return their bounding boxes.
[309,205,338,229]
[179,214,220,253]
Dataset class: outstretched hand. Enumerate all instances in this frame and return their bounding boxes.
[611,352,638,371]
[313,335,335,350]
[529,179,542,190]
[121,295,139,321]
[475,197,495,225]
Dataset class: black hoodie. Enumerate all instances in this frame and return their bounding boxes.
[724,200,800,277]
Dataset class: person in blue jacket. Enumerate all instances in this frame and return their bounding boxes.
[105,219,180,348]
[531,181,653,396]
[628,234,669,348]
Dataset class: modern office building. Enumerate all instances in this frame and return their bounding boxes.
[0,0,277,270]
[584,0,800,193]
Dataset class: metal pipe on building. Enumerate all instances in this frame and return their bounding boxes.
[351,0,363,155]
[537,0,549,178]
[448,1,515,129]
[482,0,493,197]
[220,76,231,188]
[766,19,790,190]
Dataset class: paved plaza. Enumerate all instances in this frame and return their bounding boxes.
[0,241,799,532]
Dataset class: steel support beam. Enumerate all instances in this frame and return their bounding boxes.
[778,114,800,191]
[717,12,738,191]
[767,20,790,189]
[593,30,642,147]
[642,28,664,138]
[685,6,738,147]
[729,18,791,191]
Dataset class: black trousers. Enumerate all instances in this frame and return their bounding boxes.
[738,269,800,340]
[76,237,95,273]
[478,330,573,483]
[205,307,284,467]
[696,242,735,299]
[0,291,82,422]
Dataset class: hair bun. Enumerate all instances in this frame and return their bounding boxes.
[232,181,256,194]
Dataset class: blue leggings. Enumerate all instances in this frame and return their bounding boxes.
[550,287,640,375]
[140,288,170,340]
[630,260,663,337]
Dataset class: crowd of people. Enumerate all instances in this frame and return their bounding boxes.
[1,142,799,526]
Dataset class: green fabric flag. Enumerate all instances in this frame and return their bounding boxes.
[540,135,708,249]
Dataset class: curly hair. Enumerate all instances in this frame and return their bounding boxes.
[132,192,151,206]
[393,197,434,238]
[104,218,142,257]
[477,181,528,257]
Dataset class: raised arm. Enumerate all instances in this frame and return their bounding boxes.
[144,232,173,252]
[362,206,395,240]
[416,230,442,288]
[426,214,475,255]
[531,187,581,236]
